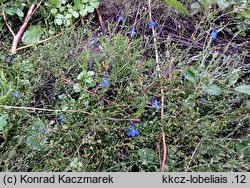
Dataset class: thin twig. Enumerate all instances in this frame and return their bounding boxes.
[16,33,63,51]
[160,130,167,172]
[2,10,15,37]
[0,105,140,122]
[60,76,112,104]
[157,129,167,172]
[148,0,164,119]
[148,0,167,172]
[185,137,204,171]
[96,4,106,34]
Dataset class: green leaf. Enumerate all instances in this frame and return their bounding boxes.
[22,26,44,45]
[163,0,190,16]
[235,85,250,95]
[0,114,8,131]
[184,68,196,82]
[203,84,222,96]
[86,5,95,13]
[79,7,88,16]
[26,120,47,151]
[191,2,201,9]
[50,8,58,14]
[54,18,63,25]
[90,1,100,8]
[87,71,95,77]
[74,0,81,10]
[73,84,81,93]
[216,0,231,10]
[72,11,79,18]
[15,8,24,17]
[227,68,240,86]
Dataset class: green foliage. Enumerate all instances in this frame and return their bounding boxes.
[163,0,190,16]
[0,114,8,132]
[22,25,44,45]
[26,119,47,151]
[47,0,100,27]
[234,85,250,95]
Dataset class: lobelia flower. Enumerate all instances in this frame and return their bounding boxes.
[5,55,14,65]
[116,16,124,23]
[128,27,136,38]
[151,98,160,111]
[127,124,140,137]
[90,38,98,45]
[57,117,65,124]
[198,98,206,103]
[101,77,109,88]
[148,21,157,28]
[12,91,21,99]
[211,30,218,40]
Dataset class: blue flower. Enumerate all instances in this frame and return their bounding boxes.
[116,16,124,23]
[12,91,21,99]
[211,30,218,40]
[128,27,136,38]
[90,38,98,45]
[148,21,157,28]
[151,98,160,111]
[101,77,109,88]
[57,117,65,124]
[198,98,206,103]
[5,55,14,65]
[127,124,140,137]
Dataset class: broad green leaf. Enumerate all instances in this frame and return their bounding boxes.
[26,120,47,151]
[203,84,222,96]
[87,71,95,77]
[86,5,95,13]
[90,1,100,8]
[6,8,16,16]
[191,2,201,9]
[0,114,8,131]
[50,8,58,14]
[227,68,240,86]
[216,0,231,10]
[54,18,63,25]
[235,85,250,95]
[15,8,24,17]
[184,68,196,82]
[77,71,84,80]
[72,11,79,18]
[79,7,88,16]
[74,0,81,10]
[22,26,44,45]
[73,84,81,93]
[163,0,190,16]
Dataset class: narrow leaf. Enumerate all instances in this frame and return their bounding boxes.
[163,0,190,16]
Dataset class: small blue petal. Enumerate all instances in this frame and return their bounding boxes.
[5,55,14,64]
[211,30,218,40]
[57,117,65,124]
[12,91,21,99]
[117,16,124,23]
[101,78,109,88]
[128,27,136,38]
[151,99,160,111]
[198,98,206,103]
[127,124,140,137]
[148,21,157,28]
[90,38,98,45]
